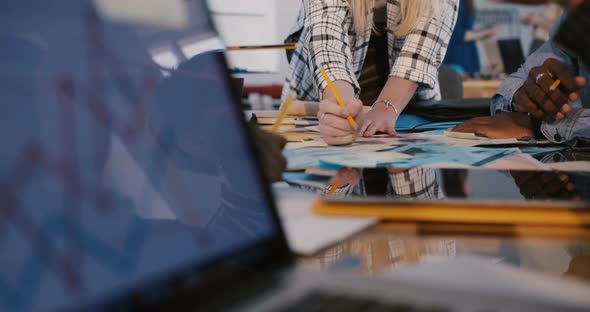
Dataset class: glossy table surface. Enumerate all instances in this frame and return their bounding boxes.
[299,222,590,286]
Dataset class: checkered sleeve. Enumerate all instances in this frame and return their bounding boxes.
[304,0,360,95]
[390,0,458,88]
[386,168,443,199]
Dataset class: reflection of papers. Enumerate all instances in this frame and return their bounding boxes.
[386,256,590,309]
[95,0,189,29]
[104,136,176,220]
[319,152,412,168]
[546,161,590,172]
[104,136,222,226]
[273,183,376,255]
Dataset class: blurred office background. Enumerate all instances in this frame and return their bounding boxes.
[146,0,560,107]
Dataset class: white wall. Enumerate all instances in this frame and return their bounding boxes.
[207,0,300,74]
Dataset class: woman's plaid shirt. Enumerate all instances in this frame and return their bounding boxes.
[281,0,459,102]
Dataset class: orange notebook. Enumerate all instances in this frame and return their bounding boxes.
[312,199,590,226]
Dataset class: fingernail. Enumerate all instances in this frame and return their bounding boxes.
[559,174,568,182]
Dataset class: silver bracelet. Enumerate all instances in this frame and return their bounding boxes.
[371,99,399,119]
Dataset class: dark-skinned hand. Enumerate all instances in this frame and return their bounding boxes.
[510,171,581,200]
[513,58,586,120]
[248,124,287,183]
[450,112,534,139]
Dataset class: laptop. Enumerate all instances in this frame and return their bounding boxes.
[0,1,587,311]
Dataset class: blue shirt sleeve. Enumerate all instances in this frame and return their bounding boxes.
[489,13,590,146]
[541,108,590,145]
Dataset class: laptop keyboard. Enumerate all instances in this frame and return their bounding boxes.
[279,291,451,312]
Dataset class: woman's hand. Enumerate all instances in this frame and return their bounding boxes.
[360,76,417,138]
[318,97,363,145]
[359,103,398,137]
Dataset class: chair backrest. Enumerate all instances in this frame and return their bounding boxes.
[438,64,463,100]
[498,38,526,75]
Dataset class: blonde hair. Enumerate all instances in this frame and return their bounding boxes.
[350,0,430,36]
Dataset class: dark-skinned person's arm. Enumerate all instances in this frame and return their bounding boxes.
[490,13,586,120]
[510,170,582,200]
[247,123,287,183]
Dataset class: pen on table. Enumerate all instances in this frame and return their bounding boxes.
[319,68,359,131]
[549,79,561,92]
[271,95,294,133]
[227,43,298,51]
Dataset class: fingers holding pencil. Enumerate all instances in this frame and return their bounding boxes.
[318,68,363,145]
[318,97,363,145]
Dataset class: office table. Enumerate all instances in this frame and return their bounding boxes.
[298,222,590,283]
[275,128,590,293]
[274,180,590,289]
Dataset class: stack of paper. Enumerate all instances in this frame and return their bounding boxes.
[244,110,319,132]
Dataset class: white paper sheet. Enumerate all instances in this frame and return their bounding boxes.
[546,161,590,172]
[273,183,376,255]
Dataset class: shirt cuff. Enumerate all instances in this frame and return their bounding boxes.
[389,57,438,89]
[314,65,360,97]
[540,108,586,144]
[490,80,525,114]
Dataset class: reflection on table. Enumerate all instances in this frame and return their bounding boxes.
[299,224,590,284]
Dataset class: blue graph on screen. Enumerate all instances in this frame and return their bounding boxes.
[0,215,148,311]
[0,11,202,311]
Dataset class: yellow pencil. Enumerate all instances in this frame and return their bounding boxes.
[549,79,561,92]
[271,95,294,133]
[327,167,353,195]
[327,180,342,195]
[319,68,358,130]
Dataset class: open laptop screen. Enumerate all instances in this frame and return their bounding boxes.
[0,1,280,311]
